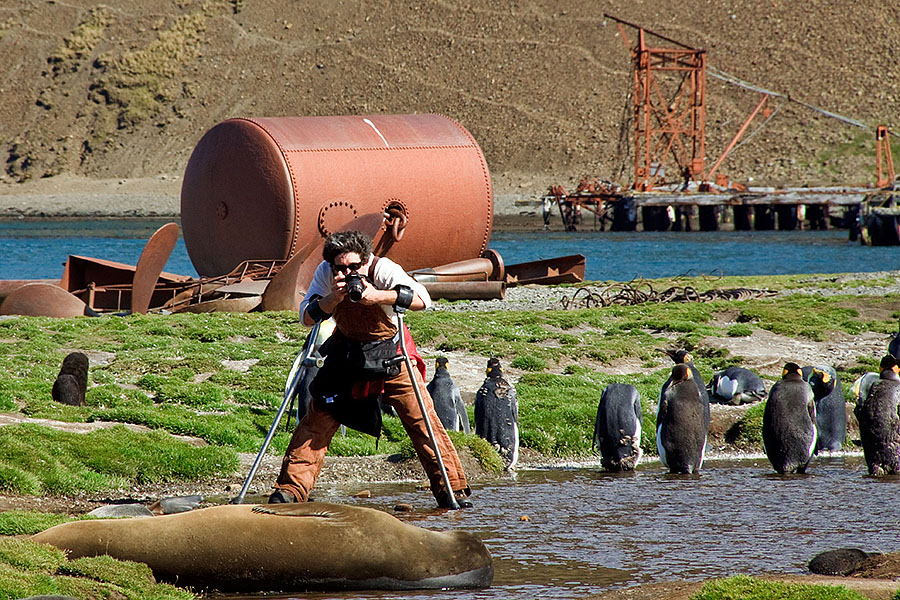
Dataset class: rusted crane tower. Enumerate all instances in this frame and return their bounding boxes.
[607,14,707,191]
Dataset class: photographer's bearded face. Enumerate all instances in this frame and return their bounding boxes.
[330,252,367,282]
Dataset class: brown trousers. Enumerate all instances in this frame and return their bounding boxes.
[275,297,468,503]
[275,363,469,502]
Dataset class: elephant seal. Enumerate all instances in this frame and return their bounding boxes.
[762,362,817,474]
[593,383,643,472]
[32,502,493,593]
[809,548,871,576]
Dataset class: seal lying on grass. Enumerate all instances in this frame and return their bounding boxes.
[32,502,493,593]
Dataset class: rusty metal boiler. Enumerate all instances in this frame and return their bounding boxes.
[180,114,494,277]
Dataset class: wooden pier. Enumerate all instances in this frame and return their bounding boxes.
[544,185,897,235]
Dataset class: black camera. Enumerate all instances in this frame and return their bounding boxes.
[345,273,366,303]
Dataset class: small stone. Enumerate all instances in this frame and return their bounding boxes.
[393,503,414,512]
[353,489,372,498]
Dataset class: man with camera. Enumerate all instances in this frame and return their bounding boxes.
[269,230,473,509]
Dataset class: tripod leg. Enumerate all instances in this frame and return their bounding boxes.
[396,312,459,509]
[230,321,322,504]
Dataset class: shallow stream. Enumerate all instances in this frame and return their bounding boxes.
[217,454,900,600]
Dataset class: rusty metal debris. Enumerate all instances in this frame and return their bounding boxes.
[558,279,777,309]
[0,282,88,317]
[131,222,180,314]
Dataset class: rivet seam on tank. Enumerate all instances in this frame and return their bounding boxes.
[435,114,493,253]
[240,118,301,257]
[318,201,358,237]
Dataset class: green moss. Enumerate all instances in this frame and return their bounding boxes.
[0,511,76,536]
[725,402,766,449]
[691,574,871,600]
[0,424,238,495]
[0,538,193,600]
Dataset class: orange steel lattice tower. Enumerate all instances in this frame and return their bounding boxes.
[612,17,707,191]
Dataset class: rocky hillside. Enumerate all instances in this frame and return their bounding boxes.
[1,0,898,196]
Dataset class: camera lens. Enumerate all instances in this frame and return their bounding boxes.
[346,274,364,303]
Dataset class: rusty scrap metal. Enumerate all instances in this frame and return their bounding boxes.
[505,254,585,286]
[131,222,180,314]
[559,279,776,309]
[423,281,505,300]
[0,282,87,317]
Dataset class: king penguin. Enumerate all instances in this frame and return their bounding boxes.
[854,355,900,476]
[707,367,767,405]
[762,362,817,474]
[656,364,709,474]
[475,357,519,470]
[593,383,643,472]
[801,364,846,453]
[662,350,710,404]
[426,356,471,434]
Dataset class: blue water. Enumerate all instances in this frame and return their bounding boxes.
[2,220,898,281]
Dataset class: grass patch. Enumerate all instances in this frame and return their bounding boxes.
[0,538,192,600]
[0,281,897,498]
[691,574,871,600]
[0,423,238,496]
[0,511,77,536]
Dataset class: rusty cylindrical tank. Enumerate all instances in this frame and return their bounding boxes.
[180,114,493,277]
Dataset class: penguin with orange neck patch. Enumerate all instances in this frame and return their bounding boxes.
[656,364,709,474]
[855,355,900,476]
[762,362,817,474]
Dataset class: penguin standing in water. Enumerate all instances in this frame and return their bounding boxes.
[854,355,900,476]
[762,362,817,474]
[426,356,471,433]
[801,365,846,453]
[656,364,709,474]
[707,367,767,405]
[475,357,519,470]
[593,383,643,472]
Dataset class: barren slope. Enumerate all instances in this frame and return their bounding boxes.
[1,0,898,196]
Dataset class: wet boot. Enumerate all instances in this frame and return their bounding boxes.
[268,489,298,504]
[436,488,474,509]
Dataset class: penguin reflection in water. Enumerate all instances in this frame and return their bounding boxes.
[656,364,709,474]
[426,356,471,434]
[762,362,817,474]
[475,357,519,470]
[593,383,643,472]
[855,355,900,476]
